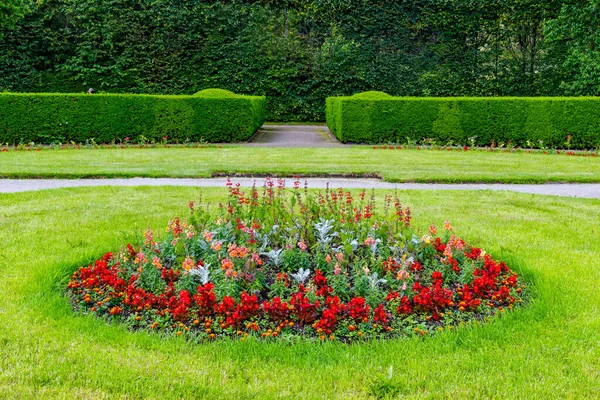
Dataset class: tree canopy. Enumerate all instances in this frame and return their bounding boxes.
[0,0,30,32]
[0,0,598,121]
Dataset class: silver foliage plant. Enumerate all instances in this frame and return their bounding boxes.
[314,218,338,246]
[291,268,311,285]
[189,265,211,284]
[261,249,283,267]
[367,272,387,291]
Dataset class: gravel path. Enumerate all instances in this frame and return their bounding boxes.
[1,178,600,199]
[246,124,344,147]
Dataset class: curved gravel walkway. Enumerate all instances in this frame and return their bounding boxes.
[1,178,600,199]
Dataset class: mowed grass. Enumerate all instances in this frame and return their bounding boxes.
[0,186,599,399]
[1,146,600,183]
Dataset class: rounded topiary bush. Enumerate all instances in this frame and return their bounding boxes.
[193,88,239,98]
[67,181,527,342]
[351,91,392,99]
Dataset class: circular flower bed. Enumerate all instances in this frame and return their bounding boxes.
[67,179,527,342]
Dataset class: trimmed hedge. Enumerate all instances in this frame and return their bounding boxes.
[326,95,600,149]
[0,91,266,144]
[193,89,239,98]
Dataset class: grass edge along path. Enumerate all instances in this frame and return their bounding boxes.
[1,146,600,183]
[0,185,598,398]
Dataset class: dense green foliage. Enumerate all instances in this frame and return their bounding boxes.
[0,0,30,34]
[0,0,598,121]
[0,92,265,144]
[326,95,600,149]
[545,0,600,96]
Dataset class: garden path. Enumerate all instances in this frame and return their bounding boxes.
[246,124,344,147]
[1,178,600,199]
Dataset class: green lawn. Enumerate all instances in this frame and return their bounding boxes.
[1,185,598,398]
[0,146,599,183]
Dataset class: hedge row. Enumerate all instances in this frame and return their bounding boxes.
[326,94,600,149]
[0,90,265,144]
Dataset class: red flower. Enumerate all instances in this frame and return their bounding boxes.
[225,292,259,328]
[161,268,180,284]
[216,296,236,316]
[171,290,192,321]
[386,291,400,301]
[448,257,461,272]
[289,290,320,325]
[262,297,290,322]
[383,257,402,273]
[373,304,390,325]
[194,283,217,317]
[314,269,327,288]
[346,297,370,322]
[409,261,423,272]
[465,247,482,260]
[126,243,137,257]
[396,296,412,314]
[314,296,344,334]
[434,238,446,253]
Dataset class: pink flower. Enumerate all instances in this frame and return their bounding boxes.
[397,270,410,280]
[134,252,147,265]
[429,224,437,235]
[225,269,236,278]
[364,237,376,246]
[182,257,194,271]
[334,263,341,275]
[448,235,465,250]
[144,228,153,245]
[297,241,307,251]
[444,246,453,257]
[221,258,233,270]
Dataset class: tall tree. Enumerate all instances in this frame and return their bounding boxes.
[546,0,600,95]
[0,0,30,32]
